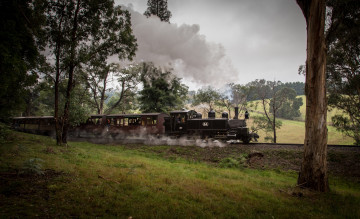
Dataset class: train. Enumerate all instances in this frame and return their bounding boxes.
[12,107,259,144]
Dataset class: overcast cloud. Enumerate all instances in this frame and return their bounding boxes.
[115,0,307,89]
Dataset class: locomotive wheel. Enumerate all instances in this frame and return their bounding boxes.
[242,138,250,144]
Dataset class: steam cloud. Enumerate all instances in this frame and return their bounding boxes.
[124,6,239,87]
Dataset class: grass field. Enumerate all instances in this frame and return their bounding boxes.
[1,129,360,218]
[245,96,353,145]
[246,112,353,145]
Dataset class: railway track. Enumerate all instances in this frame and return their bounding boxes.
[70,135,359,150]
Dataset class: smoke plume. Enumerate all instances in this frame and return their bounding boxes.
[123,6,239,87]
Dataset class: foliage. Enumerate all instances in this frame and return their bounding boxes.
[0,0,44,120]
[23,80,92,126]
[326,0,360,146]
[105,64,141,114]
[219,154,248,168]
[216,83,250,118]
[251,115,282,143]
[22,82,54,116]
[246,80,305,101]
[270,88,303,120]
[144,0,172,22]
[20,158,44,175]
[0,123,11,143]
[219,157,239,168]
[41,0,137,144]
[332,115,360,145]
[248,80,283,143]
[106,91,138,114]
[138,63,188,113]
[192,87,221,112]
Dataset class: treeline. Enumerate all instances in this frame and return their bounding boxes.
[0,0,358,146]
[246,81,304,101]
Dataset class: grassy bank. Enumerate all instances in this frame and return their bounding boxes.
[1,129,360,218]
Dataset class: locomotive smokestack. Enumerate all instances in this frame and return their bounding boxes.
[234,107,239,119]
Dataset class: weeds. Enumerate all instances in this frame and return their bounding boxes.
[20,158,44,175]
[0,123,11,142]
[219,154,248,168]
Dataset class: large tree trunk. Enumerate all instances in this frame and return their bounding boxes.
[296,0,329,192]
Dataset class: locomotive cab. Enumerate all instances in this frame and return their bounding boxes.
[165,110,197,135]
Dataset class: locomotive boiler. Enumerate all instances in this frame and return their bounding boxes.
[164,107,259,143]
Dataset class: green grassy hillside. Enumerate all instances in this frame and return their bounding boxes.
[1,130,360,218]
[246,96,353,145]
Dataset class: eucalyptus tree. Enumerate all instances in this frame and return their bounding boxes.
[296,0,329,192]
[138,63,188,113]
[104,64,141,114]
[326,0,360,145]
[144,0,172,22]
[250,80,297,143]
[42,0,137,145]
[0,0,44,120]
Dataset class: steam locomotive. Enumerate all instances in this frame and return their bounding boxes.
[12,107,259,144]
[164,107,258,143]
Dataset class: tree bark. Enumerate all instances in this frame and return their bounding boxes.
[296,0,329,192]
[98,71,108,115]
[54,1,66,146]
[61,0,81,144]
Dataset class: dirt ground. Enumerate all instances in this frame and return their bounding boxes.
[121,143,360,182]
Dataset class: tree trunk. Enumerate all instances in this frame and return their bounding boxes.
[55,67,62,145]
[273,115,277,143]
[98,71,108,115]
[54,3,65,146]
[296,0,329,192]
[61,0,80,145]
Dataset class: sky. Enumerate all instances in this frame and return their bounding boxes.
[114,0,307,90]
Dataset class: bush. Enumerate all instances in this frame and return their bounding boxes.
[0,123,11,142]
[20,158,44,175]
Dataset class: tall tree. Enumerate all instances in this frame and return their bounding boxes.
[0,0,44,120]
[84,63,111,115]
[250,80,294,143]
[144,0,172,23]
[42,0,137,145]
[138,63,188,113]
[326,0,360,145]
[296,0,329,192]
[105,64,141,114]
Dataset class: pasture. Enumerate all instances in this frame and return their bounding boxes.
[245,95,353,145]
[1,128,359,218]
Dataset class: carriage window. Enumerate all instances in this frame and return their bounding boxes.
[124,118,128,126]
[146,117,152,125]
[128,118,141,126]
[145,116,157,125]
[110,119,116,125]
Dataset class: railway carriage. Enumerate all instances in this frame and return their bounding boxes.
[12,116,55,136]
[72,113,168,139]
